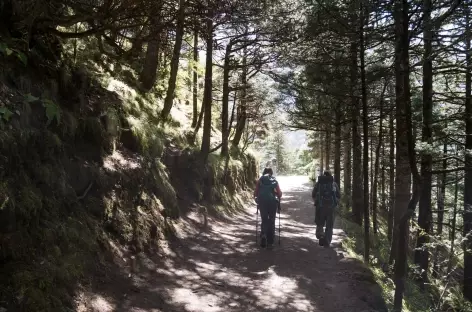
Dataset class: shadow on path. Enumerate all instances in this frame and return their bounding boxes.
[83,176,387,312]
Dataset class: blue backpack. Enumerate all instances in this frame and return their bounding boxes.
[257,175,279,203]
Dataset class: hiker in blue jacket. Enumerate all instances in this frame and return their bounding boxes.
[312,170,340,248]
[254,168,282,248]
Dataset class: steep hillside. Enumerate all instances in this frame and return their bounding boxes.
[0,55,257,311]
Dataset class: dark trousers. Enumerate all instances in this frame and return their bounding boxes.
[259,200,277,244]
[315,205,335,245]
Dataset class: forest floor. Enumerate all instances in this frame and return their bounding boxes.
[77,176,388,312]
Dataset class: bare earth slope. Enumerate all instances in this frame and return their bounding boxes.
[82,176,387,312]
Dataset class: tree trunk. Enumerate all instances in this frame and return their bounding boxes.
[463,1,472,301]
[373,85,386,235]
[320,131,325,175]
[414,0,433,288]
[326,128,331,171]
[200,8,213,163]
[381,128,387,214]
[388,105,395,243]
[221,44,232,157]
[139,17,161,91]
[334,102,342,189]
[360,0,370,262]
[344,124,352,207]
[351,39,363,226]
[433,139,447,278]
[160,0,186,121]
[232,51,247,148]
[191,30,199,128]
[447,155,459,274]
[393,0,412,310]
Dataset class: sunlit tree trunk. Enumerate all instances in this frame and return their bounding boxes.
[200,8,214,163]
[392,0,412,309]
[463,1,472,301]
[414,0,433,288]
[232,48,247,148]
[388,106,395,243]
[191,30,199,128]
[161,0,186,121]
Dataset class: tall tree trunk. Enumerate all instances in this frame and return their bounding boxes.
[360,0,370,261]
[221,44,232,157]
[232,51,247,148]
[139,17,161,91]
[344,124,352,207]
[229,93,237,139]
[191,30,199,128]
[433,140,447,278]
[388,106,395,243]
[393,0,412,310]
[200,8,214,163]
[351,39,363,226]
[191,97,205,144]
[370,130,374,217]
[334,102,342,189]
[448,155,459,274]
[381,129,387,214]
[373,85,386,235]
[414,0,433,288]
[160,0,186,121]
[320,131,325,175]
[326,128,331,171]
[463,1,472,301]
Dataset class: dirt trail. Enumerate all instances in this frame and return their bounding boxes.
[83,176,387,312]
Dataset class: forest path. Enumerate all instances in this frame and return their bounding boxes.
[83,176,388,312]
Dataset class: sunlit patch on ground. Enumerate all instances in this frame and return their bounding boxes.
[83,176,387,312]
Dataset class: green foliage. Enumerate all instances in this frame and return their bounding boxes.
[43,99,61,125]
[23,93,61,126]
[0,106,13,128]
[0,42,27,66]
[339,211,432,312]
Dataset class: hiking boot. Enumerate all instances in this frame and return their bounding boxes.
[318,236,325,246]
[260,235,267,248]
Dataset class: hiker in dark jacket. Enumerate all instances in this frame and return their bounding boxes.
[312,170,340,247]
[254,167,282,248]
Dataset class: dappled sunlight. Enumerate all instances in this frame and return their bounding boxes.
[89,295,116,312]
[103,150,141,171]
[81,176,386,312]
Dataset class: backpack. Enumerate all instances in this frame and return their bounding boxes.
[257,174,278,203]
[317,175,336,208]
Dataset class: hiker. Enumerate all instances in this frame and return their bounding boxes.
[254,167,282,248]
[312,170,340,247]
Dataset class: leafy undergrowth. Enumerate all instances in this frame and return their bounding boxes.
[338,207,472,312]
[0,55,257,311]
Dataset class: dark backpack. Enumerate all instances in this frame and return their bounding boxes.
[317,175,335,208]
[257,175,278,203]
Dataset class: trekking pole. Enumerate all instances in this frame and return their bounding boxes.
[278,199,281,245]
[256,204,259,244]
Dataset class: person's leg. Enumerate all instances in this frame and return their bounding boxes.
[260,203,269,247]
[316,205,326,240]
[324,207,335,247]
[267,203,277,245]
